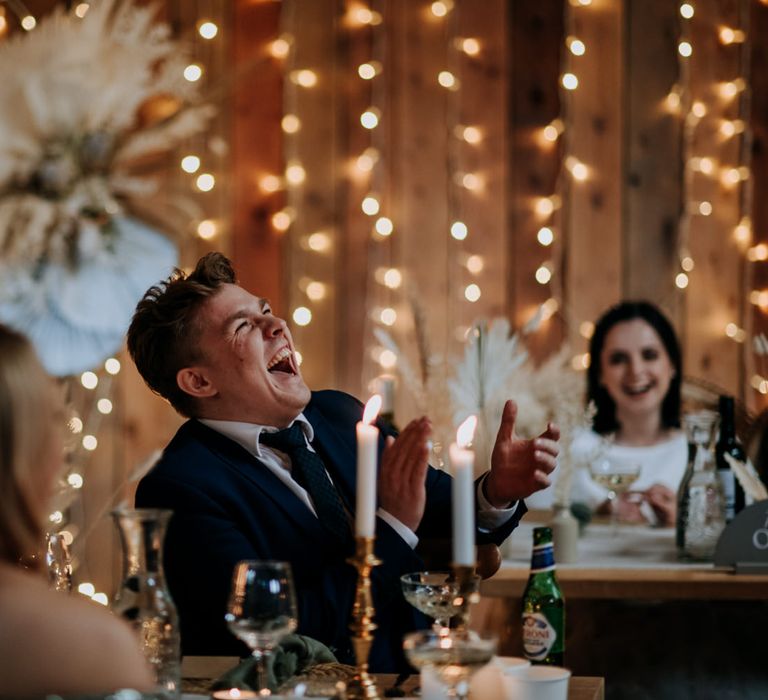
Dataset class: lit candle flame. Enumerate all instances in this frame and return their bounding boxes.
[456,415,477,448]
[362,394,382,425]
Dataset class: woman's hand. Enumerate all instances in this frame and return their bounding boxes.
[644,483,677,526]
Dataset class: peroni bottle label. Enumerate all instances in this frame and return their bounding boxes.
[522,611,558,660]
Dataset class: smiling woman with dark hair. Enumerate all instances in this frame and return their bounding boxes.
[570,300,687,526]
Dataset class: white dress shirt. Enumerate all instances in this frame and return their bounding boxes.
[200,414,517,549]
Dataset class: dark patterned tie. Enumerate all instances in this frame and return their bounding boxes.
[260,423,353,546]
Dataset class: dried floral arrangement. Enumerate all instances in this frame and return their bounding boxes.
[0,0,213,375]
[376,302,592,488]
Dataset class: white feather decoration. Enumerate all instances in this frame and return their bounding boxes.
[725,454,768,502]
[448,319,527,474]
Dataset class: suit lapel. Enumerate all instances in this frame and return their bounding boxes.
[187,421,327,546]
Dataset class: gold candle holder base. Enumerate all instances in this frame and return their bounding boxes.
[451,562,480,629]
[346,536,382,700]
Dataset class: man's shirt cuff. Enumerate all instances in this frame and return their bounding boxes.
[476,472,518,531]
[377,508,419,549]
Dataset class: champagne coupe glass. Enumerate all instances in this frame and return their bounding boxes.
[403,629,497,700]
[225,561,298,696]
[400,572,480,630]
[589,456,642,535]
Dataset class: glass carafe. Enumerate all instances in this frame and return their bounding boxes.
[676,411,726,561]
[112,508,181,699]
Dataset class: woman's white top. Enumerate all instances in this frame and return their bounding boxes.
[524,427,689,514]
[569,428,689,510]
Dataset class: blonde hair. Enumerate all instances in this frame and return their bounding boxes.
[0,325,58,566]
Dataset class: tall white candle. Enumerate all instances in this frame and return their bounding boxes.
[356,394,382,537]
[451,415,477,566]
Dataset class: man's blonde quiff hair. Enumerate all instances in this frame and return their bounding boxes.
[0,325,58,566]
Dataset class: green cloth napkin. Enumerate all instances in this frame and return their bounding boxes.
[211,634,338,693]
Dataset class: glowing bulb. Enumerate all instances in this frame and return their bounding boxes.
[461,173,483,191]
[570,161,588,181]
[567,37,586,55]
[535,265,552,285]
[281,114,301,133]
[291,70,318,88]
[181,155,201,173]
[383,268,402,289]
[104,358,120,375]
[720,80,745,99]
[375,217,394,236]
[691,101,707,118]
[719,27,745,44]
[358,62,381,80]
[431,1,451,17]
[748,244,768,262]
[438,71,457,89]
[21,15,36,31]
[537,227,554,246]
[464,284,481,302]
[579,321,595,339]
[197,219,218,240]
[734,218,752,245]
[459,38,480,55]
[360,109,381,129]
[352,7,382,25]
[721,168,742,187]
[293,307,312,326]
[184,64,203,82]
[69,417,83,434]
[307,232,331,252]
[460,126,482,144]
[67,473,84,489]
[49,510,63,524]
[92,593,109,606]
[665,92,681,111]
[362,195,380,215]
[82,435,98,451]
[535,197,555,217]
[285,162,306,185]
[81,372,98,390]
[198,21,218,39]
[466,255,484,274]
[681,256,695,272]
[543,125,559,142]
[720,119,744,138]
[60,531,74,545]
[270,38,291,59]
[699,157,715,175]
[380,308,397,326]
[272,210,292,232]
[698,201,712,216]
[379,349,398,369]
[97,398,113,415]
[196,173,215,192]
[74,3,89,18]
[678,41,692,58]
[306,282,327,301]
[680,3,694,18]
[78,583,96,597]
[451,221,468,241]
[675,272,689,289]
[562,73,579,90]
[260,174,282,193]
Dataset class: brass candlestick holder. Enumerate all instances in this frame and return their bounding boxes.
[451,563,480,629]
[346,536,382,700]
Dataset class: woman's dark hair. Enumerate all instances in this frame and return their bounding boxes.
[587,301,682,435]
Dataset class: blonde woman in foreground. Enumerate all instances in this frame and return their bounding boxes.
[0,324,152,698]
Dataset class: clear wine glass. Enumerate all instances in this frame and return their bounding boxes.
[589,456,642,535]
[225,561,298,696]
[400,571,480,630]
[403,629,497,700]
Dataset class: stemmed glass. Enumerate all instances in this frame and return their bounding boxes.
[403,629,497,700]
[589,456,642,535]
[225,561,298,696]
[400,571,480,630]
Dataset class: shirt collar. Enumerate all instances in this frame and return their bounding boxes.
[198,414,314,458]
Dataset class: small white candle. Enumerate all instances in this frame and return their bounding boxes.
[356,394,382,537]
[451,415,477,566]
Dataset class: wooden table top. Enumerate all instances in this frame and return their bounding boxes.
[182,656,604,699]
[486,517,768,600]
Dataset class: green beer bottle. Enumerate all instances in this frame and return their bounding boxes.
[521,526,565,665]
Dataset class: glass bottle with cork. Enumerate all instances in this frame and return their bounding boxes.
[715,395,746,523]
[521,526,565,666]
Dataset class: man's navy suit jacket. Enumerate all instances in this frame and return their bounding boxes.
[135,390,526,672]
